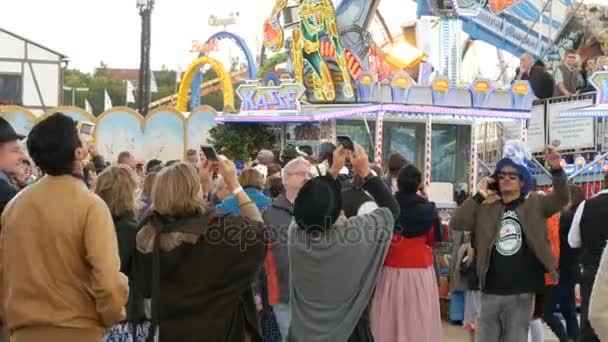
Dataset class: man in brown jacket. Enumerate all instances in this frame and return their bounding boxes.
[0,113,128,342]
[451,146,568,342]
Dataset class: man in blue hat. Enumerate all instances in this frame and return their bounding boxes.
[452,146,568,342]
[0,116,25,214]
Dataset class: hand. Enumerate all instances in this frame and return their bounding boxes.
[478,177,497,199]
[217,156,239,190]
[200,160,216,194]
[329,146,348,179]
[351,144,371,178]
[87,144,99,157]
[545,145,562,170]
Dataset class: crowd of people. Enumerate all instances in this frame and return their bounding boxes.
[0,111,607,342]
[514,50,598,100]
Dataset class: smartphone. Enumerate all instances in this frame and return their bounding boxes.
[488,176,499,191]
[76,121,96,136]
[200,145,219,161]
[336,135,354,151]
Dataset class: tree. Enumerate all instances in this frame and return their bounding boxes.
[208,123,277,161]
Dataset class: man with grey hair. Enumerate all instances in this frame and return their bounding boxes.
[263,157,311,340]
[256,149,275,166]
[514,54,554,99]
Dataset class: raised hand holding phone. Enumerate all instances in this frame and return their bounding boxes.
[329,146,348,179]
[545,145,562,170]
[351,144,371,178]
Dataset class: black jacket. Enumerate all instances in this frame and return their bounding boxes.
[516,66,555,99]
[0,176,18,214]
[135,210,266,342]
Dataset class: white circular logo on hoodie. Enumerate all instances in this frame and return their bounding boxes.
[496,211,522,256]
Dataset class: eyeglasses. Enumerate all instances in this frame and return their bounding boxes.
[497,172,521,181]
[288,171,313,178]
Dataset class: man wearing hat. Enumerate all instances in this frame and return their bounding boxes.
[287,144,400,341]
[451,143,568,342]
[0,116,25,214]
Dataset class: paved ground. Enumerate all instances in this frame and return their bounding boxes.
[442,321,560,341]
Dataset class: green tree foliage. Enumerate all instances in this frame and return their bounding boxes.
[208,123,277,161]
[63,62,178,115]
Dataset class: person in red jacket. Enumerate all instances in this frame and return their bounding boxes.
[370,164,442,342]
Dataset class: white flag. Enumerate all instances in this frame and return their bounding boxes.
[85,99,93,113]
[126,81,136,104]
[104,89,113,111]
[176,65,183,84]
[150,72,158,93]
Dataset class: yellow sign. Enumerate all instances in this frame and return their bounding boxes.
[512,82,529,96]
[360,75,373,86]
[392,76,411,89]
[473,80,490,92]
[432,78,451,93]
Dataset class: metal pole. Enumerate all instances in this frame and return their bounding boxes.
[72,88,75,107]
[143,6,152,116]
[137,6,146,115]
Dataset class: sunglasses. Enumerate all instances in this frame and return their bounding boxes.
[497,172,521,181]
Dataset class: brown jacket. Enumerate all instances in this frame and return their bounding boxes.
[451,170,569,290]
[0,175,128,333]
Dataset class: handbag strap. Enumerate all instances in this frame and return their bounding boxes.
[146,228,161,342]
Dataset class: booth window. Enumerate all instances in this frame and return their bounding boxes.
[336,120,375,156]
[381,121,425,169]
[0,75,22,106]
[431,124,471,185]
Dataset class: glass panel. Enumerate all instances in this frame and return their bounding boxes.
[432,125,457,182]
[0,74,22,105]
[431,124,471,186]
[382,121,423,169]
[335,120,375,155]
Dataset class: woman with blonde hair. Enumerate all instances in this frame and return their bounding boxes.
[217,167,272,214]
[138,171,158,221]
[95,166,147,339]
[135,160,266,342]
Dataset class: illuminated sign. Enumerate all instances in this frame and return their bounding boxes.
[432,77,451,93]
[512,81,530,96]
[237,82,306,113]
[190,40,219,53]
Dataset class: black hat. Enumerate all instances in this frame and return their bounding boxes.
[0,117,24,143]
[294,175,342,232]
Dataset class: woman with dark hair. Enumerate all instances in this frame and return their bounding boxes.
[384,152,409,193]
[370,164,442,342]
[544,184,585,342]
[311,142,336,177]
[265,175,285,199]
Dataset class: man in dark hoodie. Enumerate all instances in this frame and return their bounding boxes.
[0,117,24,215]
[263,157,311,340]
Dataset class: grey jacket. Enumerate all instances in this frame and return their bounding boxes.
[263,193,294,303]
[450,170,569,290]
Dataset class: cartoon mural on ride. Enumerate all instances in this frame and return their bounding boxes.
[264,0,354,101]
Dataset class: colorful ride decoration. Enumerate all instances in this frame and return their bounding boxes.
[176,56,235,113]
[264,0,355,101]
[489,0,523,14]
[188,31,257,110]
[0,105,217,162]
